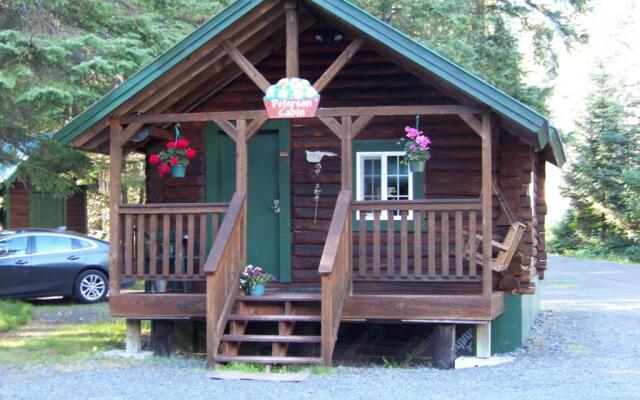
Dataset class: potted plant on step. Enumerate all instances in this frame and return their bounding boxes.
[240,265,275,296]
[401,118,431,173]
[149,123,196,178]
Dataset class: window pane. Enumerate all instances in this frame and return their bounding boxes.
[363,157,382,200]
[388,156,399,175]
[35,235,74,254]
[0,236,28,257]
[398,175,409,196]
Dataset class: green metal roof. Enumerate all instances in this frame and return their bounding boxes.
[54,0,564,165]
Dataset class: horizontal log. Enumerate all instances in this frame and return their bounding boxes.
[110,293,206,318]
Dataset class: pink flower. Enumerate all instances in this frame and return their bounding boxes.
[169,157,180,165]
[166,141,176,148]
[149,154,160,165]
[416,135,431,150]
[405,126,422,139]
[158,162,170,176]
[186,148,196,159]
[409,143,416,151]
[176,138,189,150]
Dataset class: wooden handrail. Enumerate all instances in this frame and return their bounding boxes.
[352,199,481,211]
[319,190,352,275]
[119,202,229,214]
[204,192,246,367]
[319,190,352,366]
[203,192,245,274]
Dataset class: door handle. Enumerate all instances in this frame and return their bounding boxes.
[15,260,28,265]
[271,193,280,214]
[67,255,80,261]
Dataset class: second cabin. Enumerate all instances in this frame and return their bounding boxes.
[54,0,564,367]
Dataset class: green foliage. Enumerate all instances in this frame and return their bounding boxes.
[352,0,589,114]
[551,69,640,262]
[0,300,33,332]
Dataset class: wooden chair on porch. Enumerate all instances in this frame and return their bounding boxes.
[464,221,526,272]
[462,181,527,273]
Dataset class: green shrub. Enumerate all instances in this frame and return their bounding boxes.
[0,300,33,332]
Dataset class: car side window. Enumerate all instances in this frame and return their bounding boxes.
[0,236,28,257]
[34,235,74,254]
[72,239,93,250]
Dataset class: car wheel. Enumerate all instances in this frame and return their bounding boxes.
[75,270,108,304]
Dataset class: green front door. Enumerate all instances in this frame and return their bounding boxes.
[206,121,291,282]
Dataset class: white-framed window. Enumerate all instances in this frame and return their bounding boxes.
[355,151,413,220]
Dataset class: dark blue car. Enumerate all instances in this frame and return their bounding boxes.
[0,229,111,303]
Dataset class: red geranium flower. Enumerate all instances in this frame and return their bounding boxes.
[186,148,196,159]
[158,162,170,176]
[176,138,189,150]
[149,154,160,165]
[169,157,180,165]
[166,141,176,148]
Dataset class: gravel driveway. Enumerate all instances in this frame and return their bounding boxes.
[1,255,639,400]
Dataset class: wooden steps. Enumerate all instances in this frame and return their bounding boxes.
[229,314,321,322]
[215,291,323,365]
[221,334,321,343]
[213,355,323,365]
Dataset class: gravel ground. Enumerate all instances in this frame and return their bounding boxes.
[1,255,639,400]
[30,300,111,325]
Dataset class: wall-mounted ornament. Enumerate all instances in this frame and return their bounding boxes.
[263,78,320,119]
[305,150,337,224]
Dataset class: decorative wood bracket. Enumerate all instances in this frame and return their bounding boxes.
[222,40,271,93]
[458,113,483,138]
[313,36,365,92]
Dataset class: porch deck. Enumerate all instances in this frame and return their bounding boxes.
[109,289,504,323]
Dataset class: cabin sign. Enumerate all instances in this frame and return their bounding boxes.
[263,78,320,118]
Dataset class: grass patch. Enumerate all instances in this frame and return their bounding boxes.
[0,319,127,364]
[0,300,33,333]
[218,362,331,375]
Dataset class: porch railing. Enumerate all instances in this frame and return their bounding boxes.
[117,202,228,281]
[319,190,352,366]
[203,192,246,366]
[351,199,482,281]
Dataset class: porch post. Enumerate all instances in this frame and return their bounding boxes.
[108,118,123,294]
[341,116,352,190]
[236,119,248,267]
[481,113,493,297]
[285,0,299,78]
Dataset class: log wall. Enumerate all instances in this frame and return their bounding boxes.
[145,23,545,289]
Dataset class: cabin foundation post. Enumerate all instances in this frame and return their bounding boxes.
[476,323,491,358]
[125,319,142,353]
[432,324,456,369]
[151,320,175,357]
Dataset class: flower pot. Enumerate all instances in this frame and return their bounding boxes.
[170,165,186,178]
[409,160,425,173]
[249,283,266,297]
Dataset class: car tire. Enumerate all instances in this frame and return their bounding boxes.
[75,270,109,304]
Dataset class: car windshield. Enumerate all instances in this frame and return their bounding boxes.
[0,236,28,257]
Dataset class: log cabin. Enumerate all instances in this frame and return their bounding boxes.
[53,0,564,367]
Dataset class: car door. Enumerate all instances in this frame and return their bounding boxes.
[0,235,32,297]
[28,234,86,297]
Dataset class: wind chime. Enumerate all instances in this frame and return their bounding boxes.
[305,150,337,224]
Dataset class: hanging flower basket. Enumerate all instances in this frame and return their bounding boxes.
[148,123,196,178]
[400,117,431,172]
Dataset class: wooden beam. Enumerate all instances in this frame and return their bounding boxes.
[318,116,343,139]
[110,293,206,318]
[285,0,299,78]
[246,116,269,140]
[108,119,123,295]
[119,123,144,147]
[149,126,172,141]
[481,113,493,297]
[316,105,482,117]
[213,119,238,142]
[341,116,352,190]
[458,113,483,138]
[433,324,456,369]
[120,105,482,125]
[222,40,271,93]
[236,119,247,193]
[351,115,373,138]
[313,36,365,92]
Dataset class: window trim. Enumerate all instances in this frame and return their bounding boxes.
[355,150,414,220]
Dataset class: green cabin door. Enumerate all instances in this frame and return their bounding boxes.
[206,121,291,282]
